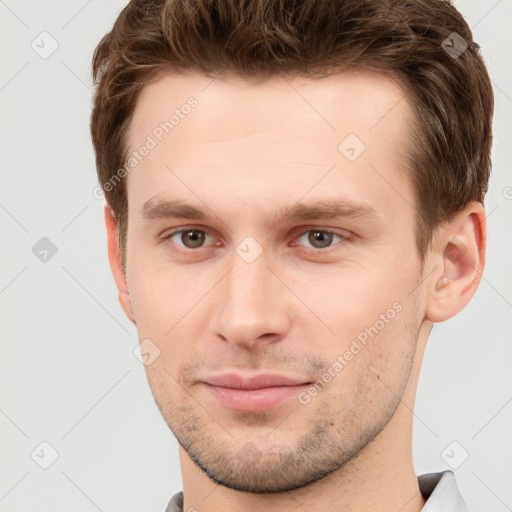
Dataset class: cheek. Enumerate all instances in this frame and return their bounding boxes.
[287,262,410,343]
[127,262,219,377]
[322,302,418,416]
[301,261,419,380]
[127,255,204,332]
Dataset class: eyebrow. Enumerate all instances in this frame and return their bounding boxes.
[140,197,380,227]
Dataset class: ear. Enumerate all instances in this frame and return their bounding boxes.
[104,205,136,325]
[425,202,487,323]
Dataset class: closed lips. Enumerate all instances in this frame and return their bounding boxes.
[202,373,311,389]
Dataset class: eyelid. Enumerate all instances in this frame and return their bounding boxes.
[294,226,351,237]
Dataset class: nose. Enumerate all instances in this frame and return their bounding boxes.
[209,252,291,349]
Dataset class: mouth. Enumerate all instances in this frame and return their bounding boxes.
[200,373,312,412]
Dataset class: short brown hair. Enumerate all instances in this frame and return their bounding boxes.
[91,0,493,266]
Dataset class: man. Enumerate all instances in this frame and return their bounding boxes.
[90,0,493,510]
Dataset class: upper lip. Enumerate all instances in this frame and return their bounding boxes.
[202,373,310,390]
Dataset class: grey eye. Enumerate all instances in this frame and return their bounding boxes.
[307,230,335,249]
[294,228,348,251]
[179,229,206,248]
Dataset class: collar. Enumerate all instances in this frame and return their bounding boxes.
[165,471,469,511]
[418,470,469,511]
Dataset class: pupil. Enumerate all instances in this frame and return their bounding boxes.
[183,230,205,248]
[308,230,333,248]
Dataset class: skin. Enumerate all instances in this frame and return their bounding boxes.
[105,70,486,512]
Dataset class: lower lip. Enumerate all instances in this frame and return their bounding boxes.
[202,383,310,412]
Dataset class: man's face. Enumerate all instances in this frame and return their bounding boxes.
[123,71,426,492]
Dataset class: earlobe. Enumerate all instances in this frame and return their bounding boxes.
[104,205,136,325]
[425,203,486,323]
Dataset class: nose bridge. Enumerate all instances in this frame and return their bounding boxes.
[210,248,290,346]
[228,252,268,308]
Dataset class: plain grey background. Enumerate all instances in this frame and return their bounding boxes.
[1,1,511,511]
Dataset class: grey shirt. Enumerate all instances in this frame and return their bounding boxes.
[165,470,469,511]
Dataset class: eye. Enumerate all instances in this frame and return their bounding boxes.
[295,228,348,250]
[160,226,349,255]
[162,228,216,249]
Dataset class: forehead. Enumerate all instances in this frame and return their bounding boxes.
[129,69,411,146]
[126,70,415,223]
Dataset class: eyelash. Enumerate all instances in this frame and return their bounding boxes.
[160,227,350,254]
